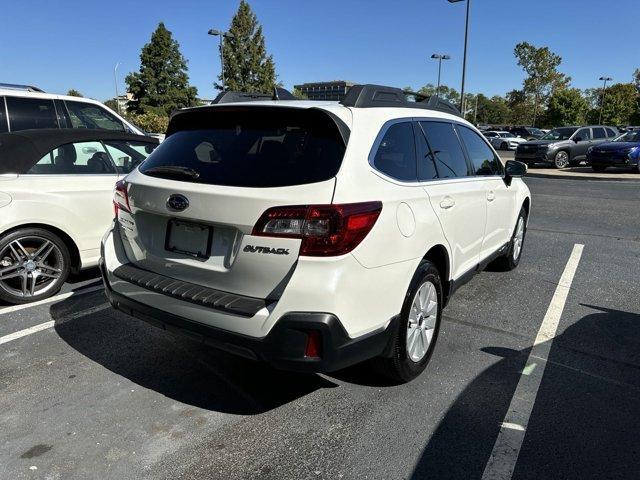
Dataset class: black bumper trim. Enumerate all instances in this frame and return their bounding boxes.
[101,260,397,373]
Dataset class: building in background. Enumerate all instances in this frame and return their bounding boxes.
[294,81,356,101]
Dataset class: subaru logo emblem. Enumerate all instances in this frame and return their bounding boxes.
[167,194,189,212]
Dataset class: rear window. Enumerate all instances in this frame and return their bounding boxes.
[140,107,346,187]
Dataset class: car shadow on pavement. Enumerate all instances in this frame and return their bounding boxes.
[52,292,337,416]
[410,304,640,480]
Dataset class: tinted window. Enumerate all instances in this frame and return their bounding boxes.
[140,107,346,187]
[592,127,606,139]
[419,121,469,178]
[458,126,503,176]
[104,140,158,174]
[373,122,417,181]
[575,128,591,141]
[0,98,7,133]
[415,123,438,180]
[605,128,616,137]
[27,141,116,174]
[65,101,125,131]
[6,97,58,131]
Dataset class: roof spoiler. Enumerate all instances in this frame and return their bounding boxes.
[339,84,461,117]
[0,83,45,93]
[211,87,296,104]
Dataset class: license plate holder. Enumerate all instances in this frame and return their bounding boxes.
[165,219,213,259]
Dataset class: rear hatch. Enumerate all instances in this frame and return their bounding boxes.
[114,105,348,300]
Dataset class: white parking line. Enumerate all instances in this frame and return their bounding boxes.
[0,284,103,316]
[481,243,584,480]
[0,304,110,346]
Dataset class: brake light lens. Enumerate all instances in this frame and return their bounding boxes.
[252,201,382,256]
[113,180,131,218]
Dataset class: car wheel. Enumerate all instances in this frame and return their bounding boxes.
[554,151,570,169]
[500,142,508,150]
[0,228,71,304]
[592,165,607,173]
[377,260,442,383]
[491,207,527,271]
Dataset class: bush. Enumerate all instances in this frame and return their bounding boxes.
[125,112,169,134]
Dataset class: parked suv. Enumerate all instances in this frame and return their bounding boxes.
[0,83,144,135]
[509,126,544,140]
[100,85,531,382]
[515,125,619,168]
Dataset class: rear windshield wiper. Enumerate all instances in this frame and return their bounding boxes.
[143,165,200,180]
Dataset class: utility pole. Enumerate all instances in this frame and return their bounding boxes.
[113,62,121,114]
[431,54,451,99]
[448,0,471,113]
[598,76,612,124]
[208,29,235,91]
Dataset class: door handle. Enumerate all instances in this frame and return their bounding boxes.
[487,191,496,202]
[439,196,455,209]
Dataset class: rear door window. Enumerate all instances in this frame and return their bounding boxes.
[27,141,116,174]
[592,127,606,139]
[575,128,592,141]
[65,101,125,131]
[140,107,347,187]
[457,125,504,176]
[372,122,417,181]
[605,128,617,138]
[419,121,470,178]
[6,96,59,131]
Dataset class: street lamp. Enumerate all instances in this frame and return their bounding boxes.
[431,54,451,99]
[208,29,235,91]
[448,0,471,113]
[598,76,612,125]
[113,62,121,114]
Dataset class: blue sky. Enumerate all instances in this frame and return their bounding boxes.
[2,0,638,102]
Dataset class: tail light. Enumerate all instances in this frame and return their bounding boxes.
[304,330,322,358]
[113,180,131,218]
[252,201,382,256]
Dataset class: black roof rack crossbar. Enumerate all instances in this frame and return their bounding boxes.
[211,86,296,104]
[0,83,45,93]
[339,84,461,117]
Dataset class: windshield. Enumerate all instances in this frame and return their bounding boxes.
[541,127,577,141]
[528,128,543,136]
[498,132,515,138]
[613,131,640,142]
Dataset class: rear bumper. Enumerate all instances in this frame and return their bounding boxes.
[100,258,397,373]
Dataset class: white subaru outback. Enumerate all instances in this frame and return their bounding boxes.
[100,85,531,382]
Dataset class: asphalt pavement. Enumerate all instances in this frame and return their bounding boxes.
[1,176,639,480]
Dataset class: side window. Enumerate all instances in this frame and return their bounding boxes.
[592,127,606,139]
[372,122,417,181]
[414,123,438,180]
[575,128,591,141]
[457,125,503,176]
[27,141,116,174]
[0,97,7,133]
[6,97,58,131]
[419,121,469,178]
[104,140,158,174]
[605,128,616,138]
[65,101,125,131]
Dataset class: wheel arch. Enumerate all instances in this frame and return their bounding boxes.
[0,223,81,272]
[422,244,451,306]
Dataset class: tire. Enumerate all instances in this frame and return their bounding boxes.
[553,151,570,169]
[0,228,71,304]
[500,142,508,150]
[377,261,442,383]
[491,207,527,271]
[592,165,606,173]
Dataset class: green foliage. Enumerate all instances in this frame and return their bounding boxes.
[125,111,169,134]
[66,89,83,97]
[219,0,277,93]
[544,88,588,126]
[126,22,198,116]
[586,83,639,125]
[633,69,640,90]
[474,94,510,125]
[416,83,460,104]
[292,87,308,100]
[506,89,535,125]
[104,99,119,112]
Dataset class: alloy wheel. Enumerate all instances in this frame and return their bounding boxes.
[406,281,438,362]
[0,236,64,298]
[513,216,525,261]
[554,151,569,168]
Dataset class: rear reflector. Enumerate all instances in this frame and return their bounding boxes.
[113,179,131,217]
[304,330,322,358]
[252,201,382,256]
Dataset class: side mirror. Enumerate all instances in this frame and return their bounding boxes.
[504,160,527,185]
[573,136,582,143]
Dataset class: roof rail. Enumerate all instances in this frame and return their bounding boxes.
[339,84,461,117]
[0,83,45,93]
[211,86,296,104]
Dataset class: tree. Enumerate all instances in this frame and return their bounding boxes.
[219,0,277,93]
[474,94,510,125]
[104,99,120,112]
[586,83,639,125]
[506,89,534,125]
[126,22,198,116]
[513,42,570,126]
[291,87,308,99]
[417,83,460,105]
[633,69,640,90]
[545,88,588,127]
[67,89,83,97]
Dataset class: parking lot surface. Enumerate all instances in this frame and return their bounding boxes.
[1,176,639,480]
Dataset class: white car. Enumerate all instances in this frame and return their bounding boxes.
[101,85,531,382]
[0,129,158,304]
[483,131,528,150]
[0,83,144,135]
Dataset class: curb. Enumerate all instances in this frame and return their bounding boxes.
[526,171,640,182]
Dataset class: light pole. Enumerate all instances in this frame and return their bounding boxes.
[448,0,471,113]
[113,62,121,114]
[598,76,612,125]
[208,29,235,91]
[431,54,451,99]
